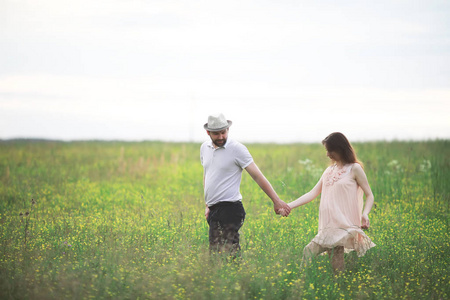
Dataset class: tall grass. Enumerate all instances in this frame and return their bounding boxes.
[0,140,448,299]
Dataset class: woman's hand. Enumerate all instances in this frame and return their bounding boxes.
[361,214,370,229]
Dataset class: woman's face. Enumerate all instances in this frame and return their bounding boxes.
[325,147,341,162]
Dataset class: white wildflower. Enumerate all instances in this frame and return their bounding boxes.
[419,160,431,172]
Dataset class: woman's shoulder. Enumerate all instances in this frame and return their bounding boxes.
[323,165,333,172]
[351,162,365,175]
[321,165,333,177]
[351,162,362,168]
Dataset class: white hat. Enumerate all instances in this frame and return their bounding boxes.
[203,113,232,131]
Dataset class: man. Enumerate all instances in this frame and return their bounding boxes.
[200,113,291,254]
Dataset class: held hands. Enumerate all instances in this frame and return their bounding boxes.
[278,208,290,217]
[275,200,291,217]
[361,214,370,229]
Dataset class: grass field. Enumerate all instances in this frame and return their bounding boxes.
[0,139,448,299]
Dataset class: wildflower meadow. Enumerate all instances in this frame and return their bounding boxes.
[0,140,448,299]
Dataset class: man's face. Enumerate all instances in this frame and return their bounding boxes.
[207,129,229,148]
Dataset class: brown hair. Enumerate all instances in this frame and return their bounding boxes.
[322,132,363,167]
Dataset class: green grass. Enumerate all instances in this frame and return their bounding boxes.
[0,139,448,299]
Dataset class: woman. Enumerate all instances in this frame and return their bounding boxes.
[282,132,375,272]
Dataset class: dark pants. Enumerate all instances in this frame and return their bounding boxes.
[207,201,246,254]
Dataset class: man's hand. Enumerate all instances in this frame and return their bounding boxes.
[205,206,210,220]
[274,200,291,217]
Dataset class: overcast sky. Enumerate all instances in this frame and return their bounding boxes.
[1,0,449,143]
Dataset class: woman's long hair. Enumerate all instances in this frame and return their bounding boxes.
[322,132,363,167]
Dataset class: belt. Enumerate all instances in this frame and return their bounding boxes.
[209,201,242,209]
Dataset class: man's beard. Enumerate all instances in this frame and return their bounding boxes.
[213,138,227,147]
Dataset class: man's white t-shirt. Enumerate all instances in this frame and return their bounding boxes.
[200,138,253,207]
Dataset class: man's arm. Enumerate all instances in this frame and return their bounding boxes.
[245,162,291,216]
[203,173,209,220]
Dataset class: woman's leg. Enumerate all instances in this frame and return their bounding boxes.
[328,246,345,273]
[302,241,325,267]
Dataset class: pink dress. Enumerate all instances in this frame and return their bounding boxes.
[311,163,375,257]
